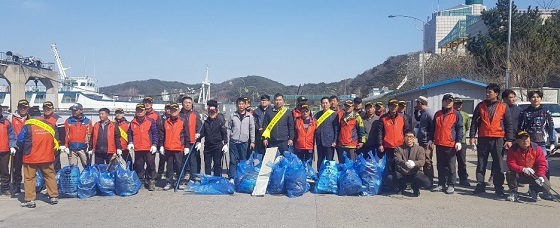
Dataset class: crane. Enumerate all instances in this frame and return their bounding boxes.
[51,43,70,82]
[198,65,211,105]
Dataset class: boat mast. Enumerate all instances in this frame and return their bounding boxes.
[51,43,70,88]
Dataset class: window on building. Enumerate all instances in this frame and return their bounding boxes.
[0,94,5,103]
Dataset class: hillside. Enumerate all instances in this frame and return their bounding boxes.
[99,53,411,102]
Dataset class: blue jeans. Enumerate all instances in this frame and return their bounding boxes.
[229,141,249,179]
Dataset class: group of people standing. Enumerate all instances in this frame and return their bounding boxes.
[0,82,556,208]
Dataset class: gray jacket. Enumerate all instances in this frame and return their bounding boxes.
[229,111,255,144]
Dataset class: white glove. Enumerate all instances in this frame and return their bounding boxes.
[405,160,415,169]
[87,150,93,155]
[427,140,434,149]
[150,146,157,154]
[523,167,535,175]
[184,148,190,155]
[116,149,122,155]
[455,143,462,151]
[59,146,69,154]
[127,143,134,151]
[159,146,165,155]
[195,133,200,139]
[536,177,545,186]
[10,147,16,155]
[222,144,229,153]
[195,142,202,151]
[550,144,556,153]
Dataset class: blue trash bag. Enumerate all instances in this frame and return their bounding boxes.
[337,152,363,196]
[95,164,116,196]
[284,152,308,198]
[313,160,339,194]
[185,174,235,195]
[234,153,262,194]
[267,156,287,194]
[115,162,142,196]
[356,151,386,196]
[304,159,318,181]
[56,165,80,198]
[78,166,99,198]
[35,170,44,192]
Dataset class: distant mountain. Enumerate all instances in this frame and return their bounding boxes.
[99,54,411,102]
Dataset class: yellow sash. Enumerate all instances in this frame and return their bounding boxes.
[316,109,335,128]
[118,126,129,143]
[262,107,287,139]
[26,119,59,149]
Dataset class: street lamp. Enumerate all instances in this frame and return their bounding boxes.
[505,0,513,89]
[388,15,427,86]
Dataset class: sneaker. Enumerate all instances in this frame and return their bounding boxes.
[50,197,58,205]
[507,191,519,202]
[163,183,172,191]
[495,190,506,197]
[541,192,555,201]
[2,190,11,196]
[473,185,486,194]
[529,189,539,201]
[12,188,21,196]
[178,184,186,190]
[160,174,166,180]
[148,182,156,191]
[412,189,420,197]
[459,180,471,187]
[21,201,36,208]
[40,189,47,195]
[431,185,444,192]
[445,186,455,194]
[229,178,235,185]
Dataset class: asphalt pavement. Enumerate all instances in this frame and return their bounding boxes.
[0,148,559,228]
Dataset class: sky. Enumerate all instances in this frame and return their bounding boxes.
[1,0,537,87]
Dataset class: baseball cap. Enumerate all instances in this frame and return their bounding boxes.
[343,100,354,106]
[416,96,428,105]
[442,94,454,101]
[453,97,463,103]
[365,101,374,107]
[297,96,308,103]
[207,99,218,108]
[18,100,29,107]
[353,97,362,104]
[260,94,270,101]
[398,100,406,106]
[516,130,530,139]
[143,96,154,103]
[169,103,180,110]
[69,103,83,111]
[115,108,124,114]
[42,101,54,109]
[136,103,146,111]
[387,99,398,106]
[375,101,384,107]
[165,103,171,109]
[243,97,250,103]
[300,104,310,111]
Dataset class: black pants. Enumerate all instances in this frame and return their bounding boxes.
[379,148,396,189]
[316,144,335,170]
[419,143,434,185]
[268,140,289,155]
[391,171,431,191]
[0,152,10,191]
[296,149,313,162]
[337,147,356,164]
[204,145,223,176]
[54,149,62,172]
[134,151,156,182]
[158,152,166,174]
[94,152,112,165]
[506,171,547,193]
[457,143,468,181]
[476,137,505,191]
[12,148,23,191]
[436,145,457,187]
[165,151,183,184]
[121,150,134,170]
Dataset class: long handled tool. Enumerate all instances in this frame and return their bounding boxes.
[530,173,560,202]
[175,124,204,192]
[9,154,14,193]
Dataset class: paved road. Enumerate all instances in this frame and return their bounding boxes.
[1,149,559,227]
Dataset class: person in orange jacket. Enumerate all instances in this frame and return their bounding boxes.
[114,108,133,170]
[294,104,316,161]
[89,108,122,165]
[0,112,17,196]
[17,117,59,208]
[160,103,190,190]
[337,100,366,163]
[6,99,31,195]
[36,101,63,172]
[128,103,159,191]
[61,103,92,168]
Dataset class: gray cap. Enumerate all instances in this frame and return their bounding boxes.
[69,103,83,111]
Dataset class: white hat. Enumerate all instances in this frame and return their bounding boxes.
[416,96,428,105]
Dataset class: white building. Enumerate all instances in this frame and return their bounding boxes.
[423,0,486,54]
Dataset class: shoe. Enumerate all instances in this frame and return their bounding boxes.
[495,190,506,197]
[394,189,404,195]
[472,185,486,194]
[529,189,539,201]
[487,175,494,187]
[518,183,525,187]
[507,191,519,202]
[459,180,471,187]
[541,192,555,201]
[412,189,420,197]
[445,186,455,194]
[40,189,47,195]
[163,183,172,191]
[12,188,21,196]
[2,190,11,196]
[160,174,166,180]
[21,201,36,208]
[229,178,235,185]
[178,184,186,190]
[50,197,58,205]
[431,185,444,192]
